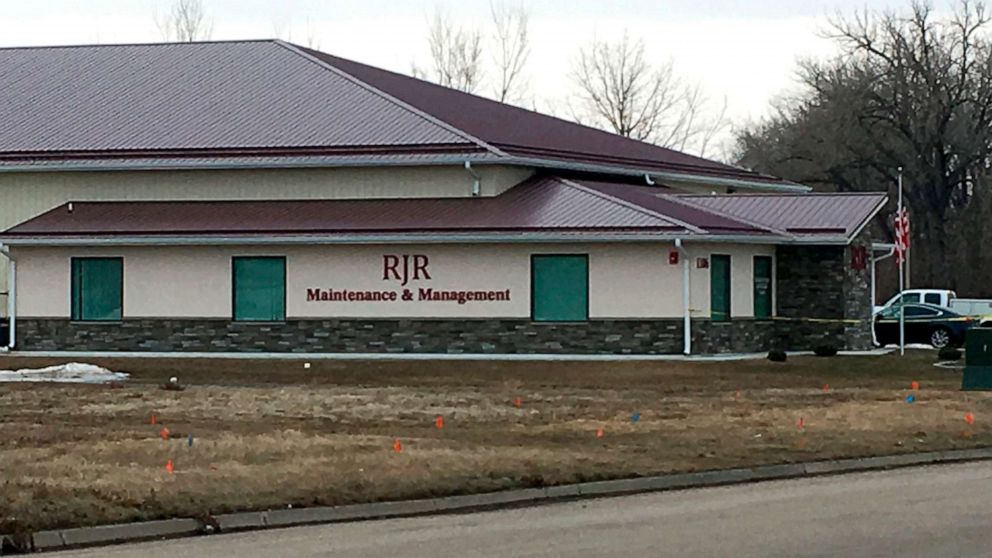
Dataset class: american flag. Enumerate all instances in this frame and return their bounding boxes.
[894,207,910,264]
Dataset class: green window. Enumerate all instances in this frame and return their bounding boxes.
[531,255,588,322]
[710,254,731,322]
[233,257,286,322]
[71,257,123,321]
[753,256,773,320]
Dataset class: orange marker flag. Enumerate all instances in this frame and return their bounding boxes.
[393,438,403,453]
[514,397,522,408]
[797,416,805,430]
[160,427,170,440]
[822,384,830,393]
[435,415,444,429]
[150,414,157,425]
[165,459,174,474]
[965,412,976,425]
[596,428,605,438]
[911,381,920,391]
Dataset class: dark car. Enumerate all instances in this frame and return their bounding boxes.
[874,302,975,348]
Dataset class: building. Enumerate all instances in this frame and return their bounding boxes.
[0,40,886,355]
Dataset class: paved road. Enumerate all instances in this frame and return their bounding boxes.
[52,462,992,558]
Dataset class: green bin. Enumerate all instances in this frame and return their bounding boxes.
[962,328,992,390]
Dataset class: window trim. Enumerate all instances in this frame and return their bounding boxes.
[70,256,124,322]
[530,253,590,323]
[231,256,287,323]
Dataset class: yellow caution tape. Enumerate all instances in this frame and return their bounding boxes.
[771,316,864,325]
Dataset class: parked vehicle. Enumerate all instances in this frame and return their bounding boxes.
[950,299,992,325]
[874,289,956,315]
[874,303,975,348]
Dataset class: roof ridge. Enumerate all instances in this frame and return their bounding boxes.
[274,40,506,159]
[554,177,704,234]
[658,193,793,237]
[0,39,279,52]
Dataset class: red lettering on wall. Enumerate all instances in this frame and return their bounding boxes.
[383,254,431,287]
[382,255,401,281]
[413,254,431,281]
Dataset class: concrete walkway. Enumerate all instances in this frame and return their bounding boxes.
[1,349,892,362]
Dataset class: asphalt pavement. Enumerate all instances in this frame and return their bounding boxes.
[49,461,992,557]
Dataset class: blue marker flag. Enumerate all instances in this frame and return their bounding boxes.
[906,394,916,404]
[187,433,194,447]
[631,413,641,423]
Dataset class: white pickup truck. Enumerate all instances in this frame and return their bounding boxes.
[874,289,956,314]
[950,298,992,317]
[875,288,992,324]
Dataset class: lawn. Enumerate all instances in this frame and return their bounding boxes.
[0,351,989,533]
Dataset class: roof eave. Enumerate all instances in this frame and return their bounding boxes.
[0,152,809,194]
[502,156,811,193]
[846,195,890,243]
[0,152,503,173]
[0,231,852,247]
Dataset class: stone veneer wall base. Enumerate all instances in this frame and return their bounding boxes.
[16,318,862,355]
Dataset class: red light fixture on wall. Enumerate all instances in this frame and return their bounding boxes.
[851,245,867,270]
[669,251,679,265]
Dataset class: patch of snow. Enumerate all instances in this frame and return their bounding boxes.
[878,343,935,351]
[0,362,129,384]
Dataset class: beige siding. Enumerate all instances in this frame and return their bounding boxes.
[0,165,534,313]
[681,242,776,318]
[0,165,533,230]
[12,242,775,320]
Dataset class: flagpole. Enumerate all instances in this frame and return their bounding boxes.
[898,167,905,356]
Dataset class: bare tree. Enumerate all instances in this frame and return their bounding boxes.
[735,1,992,294]
[569,32,728,156]
[413,9,484,93]
[490,1,530,103]
[156,0,213,42]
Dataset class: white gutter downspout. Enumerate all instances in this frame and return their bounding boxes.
[464,161,481,196]
[675,239,691,355]
[0,243,15,352]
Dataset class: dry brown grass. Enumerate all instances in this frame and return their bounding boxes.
[1,351,990,532]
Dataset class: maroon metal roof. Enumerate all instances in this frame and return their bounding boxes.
[678,193,888,237]
[568,179,769,234]
[301,46,788,184]
[0,40,792,187]
[1,176,690,237]
[0,41,474,155]
[2,176,884,243]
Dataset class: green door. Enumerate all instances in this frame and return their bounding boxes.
[711,255,731,321]
[531,255,589,322]
[753,256,772,320]
[71,257,123,321]
[233,257,286,322]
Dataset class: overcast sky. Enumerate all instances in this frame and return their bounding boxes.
[1,0,916,143]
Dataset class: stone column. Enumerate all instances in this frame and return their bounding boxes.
[775,231,874,350]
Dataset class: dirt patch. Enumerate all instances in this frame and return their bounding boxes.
[1,351,989,531]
